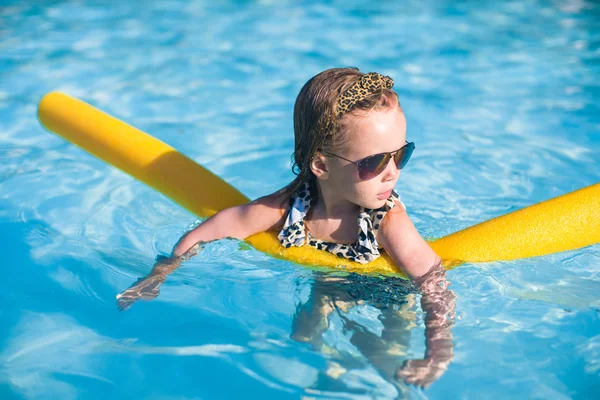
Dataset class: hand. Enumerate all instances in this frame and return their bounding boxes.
[116,274,165,311]
[396,357,449,389]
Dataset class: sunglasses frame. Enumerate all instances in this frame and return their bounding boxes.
[322,141,415,181]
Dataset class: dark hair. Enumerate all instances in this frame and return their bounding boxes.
[284,67,400,197]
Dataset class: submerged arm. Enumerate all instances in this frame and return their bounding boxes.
[399,262,455,388]
[377,206,456,388]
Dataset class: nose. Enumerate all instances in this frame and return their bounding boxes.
[381,154,399,181]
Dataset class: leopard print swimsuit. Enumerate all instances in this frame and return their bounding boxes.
[278,181,404,264]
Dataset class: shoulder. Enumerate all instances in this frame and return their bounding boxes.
[251,186,293,213]
[376,199,408,244]
[242,187,292,232]
[250,187,290,207]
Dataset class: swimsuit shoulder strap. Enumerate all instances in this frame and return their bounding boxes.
[277,182,312,248]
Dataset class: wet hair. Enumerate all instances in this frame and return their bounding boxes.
[284,67,401,197]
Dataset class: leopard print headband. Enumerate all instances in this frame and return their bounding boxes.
[335,72,395,120]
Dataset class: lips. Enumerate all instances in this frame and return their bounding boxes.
[377,189,393,200]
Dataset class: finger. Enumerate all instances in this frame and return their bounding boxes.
[405,376,419,385]
[117,289,135,299]
[116,290,136,299]
[118,292,140,301]
[116,292,134,301]
[124,288,145,299]
[116,294,139,309]
[396,369,413,379]
[117,300,131,312]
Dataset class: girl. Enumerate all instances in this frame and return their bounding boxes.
[117,68,455,388]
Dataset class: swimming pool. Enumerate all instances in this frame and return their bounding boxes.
[1,0,599,398]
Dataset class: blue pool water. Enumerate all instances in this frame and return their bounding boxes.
[1,0,600,398]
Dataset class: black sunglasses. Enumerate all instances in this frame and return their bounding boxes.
[322,141,415,181]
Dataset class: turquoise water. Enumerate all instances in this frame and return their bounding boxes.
[1,0,600,398]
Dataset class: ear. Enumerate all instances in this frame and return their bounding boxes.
[309,152,329,180]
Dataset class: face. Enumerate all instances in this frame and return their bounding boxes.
[315,105,407,209]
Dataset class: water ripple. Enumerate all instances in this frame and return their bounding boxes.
[1,0,599,398]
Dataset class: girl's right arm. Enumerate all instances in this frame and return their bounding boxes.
[171,190,289,257]
[116,190,289,310]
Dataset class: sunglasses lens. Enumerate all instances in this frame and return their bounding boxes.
[395,142,415,169]
[356,143,415,181]
[358,153,390,180]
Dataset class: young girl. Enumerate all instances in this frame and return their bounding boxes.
[117,68,455,388]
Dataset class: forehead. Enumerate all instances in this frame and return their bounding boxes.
[337,107,407,157]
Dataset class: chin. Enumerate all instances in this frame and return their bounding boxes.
[360,198,388,210]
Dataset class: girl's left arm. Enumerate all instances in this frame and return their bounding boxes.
[377,205,456,388]
[376,204,439,279]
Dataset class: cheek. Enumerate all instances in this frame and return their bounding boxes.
[330,163,360,186]
[354,180,380,200]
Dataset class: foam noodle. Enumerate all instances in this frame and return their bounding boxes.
[38,92,600,276]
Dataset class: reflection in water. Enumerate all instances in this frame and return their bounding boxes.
[117,249,455,393]
[291,264,456,394]
[0,312,248,399]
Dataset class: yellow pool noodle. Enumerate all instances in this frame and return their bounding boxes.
[38,92,600,276]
